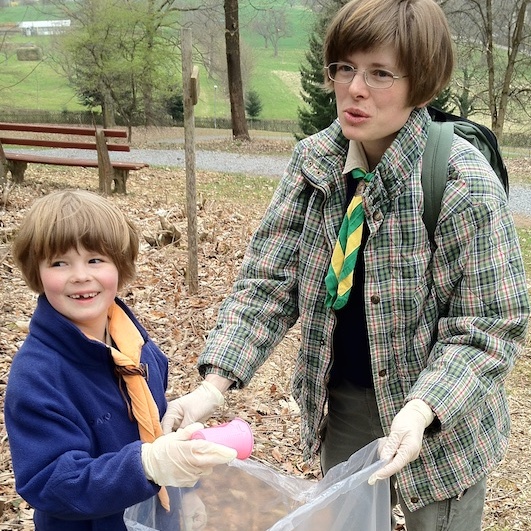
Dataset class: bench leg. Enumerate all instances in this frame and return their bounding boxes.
[112,169,129,194]
[7,161,27,183]
[0,160,7,187]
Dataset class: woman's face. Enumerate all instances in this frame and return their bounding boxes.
[333,45,415,167]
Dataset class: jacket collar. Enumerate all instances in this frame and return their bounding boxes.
[29,295,148,368]
[343,140,369,174]
[373,107,429,201]
[300,108,430,203]
[300,119,349,195]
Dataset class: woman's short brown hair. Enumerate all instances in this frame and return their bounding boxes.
[12,190,139,294]
[323,0,454,107]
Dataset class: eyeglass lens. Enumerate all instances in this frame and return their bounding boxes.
[327,63,398,89]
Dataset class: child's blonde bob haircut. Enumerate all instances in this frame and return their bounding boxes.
[324,0,454,107]
[13,190,139,294]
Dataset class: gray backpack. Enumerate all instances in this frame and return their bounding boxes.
[421,107,509,242]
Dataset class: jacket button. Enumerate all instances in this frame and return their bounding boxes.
[410,497,419,504]
[373,211,383,221]
[378,369,387,377]
[370,295,380,304]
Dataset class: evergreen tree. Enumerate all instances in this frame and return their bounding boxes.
[430,87,455,114]
[164,91,184,122]
[245,90,263,119]
[297,2,346,139]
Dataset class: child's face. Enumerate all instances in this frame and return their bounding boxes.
[39,246,119,341]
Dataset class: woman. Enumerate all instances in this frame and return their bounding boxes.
[163,1,530,529]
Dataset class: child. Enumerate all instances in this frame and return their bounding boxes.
[5,190,236,531]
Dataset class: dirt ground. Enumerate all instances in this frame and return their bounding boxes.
[0,130,530,529]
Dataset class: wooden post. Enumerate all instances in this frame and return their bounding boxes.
[181,28,199,294]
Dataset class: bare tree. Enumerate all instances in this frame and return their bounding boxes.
[224,0,250,140]
[443,0,531,139]
[182,0,226,80]
[251,7,290,57]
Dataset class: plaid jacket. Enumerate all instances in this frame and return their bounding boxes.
[198,107,529,510]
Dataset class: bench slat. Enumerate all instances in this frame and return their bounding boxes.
[0,137,130,152]
[0,122,127,138]
[4,151,148,171]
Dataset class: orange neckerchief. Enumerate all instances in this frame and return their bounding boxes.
[97,303,170,511]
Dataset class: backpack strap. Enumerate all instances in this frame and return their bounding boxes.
[421,121,454,243]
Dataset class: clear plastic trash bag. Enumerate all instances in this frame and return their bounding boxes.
[124,439,390,531]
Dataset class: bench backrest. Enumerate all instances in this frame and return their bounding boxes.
[0,123,130,152]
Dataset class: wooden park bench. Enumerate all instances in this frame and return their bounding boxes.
[0,122,149,194]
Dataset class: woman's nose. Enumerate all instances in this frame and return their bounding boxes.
[348,71,369,94]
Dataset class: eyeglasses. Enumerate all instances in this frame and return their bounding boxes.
[326,62,408,89]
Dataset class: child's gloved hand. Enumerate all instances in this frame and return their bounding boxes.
[161,382,224,434]
[368,399,434,485]
[141,422,237,488]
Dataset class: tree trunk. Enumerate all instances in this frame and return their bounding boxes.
[96,129,113,195]
[142,0,156,126]
[224,0,250,140]
[491,0,528,141]
[102,90,116,129]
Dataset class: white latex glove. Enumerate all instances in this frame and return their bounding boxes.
[161,381,224,434]
[141,422,237,488]
[368,399,434,485]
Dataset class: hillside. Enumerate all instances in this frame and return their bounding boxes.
[0,2,314,121]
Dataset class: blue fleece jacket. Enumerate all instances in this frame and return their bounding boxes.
[5,295,169,530]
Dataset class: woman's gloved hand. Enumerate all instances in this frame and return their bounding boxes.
[141,423,237,488]
[161,381,225,434]
[368,399,434,485]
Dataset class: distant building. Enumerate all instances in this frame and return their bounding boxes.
[19,20,70,36]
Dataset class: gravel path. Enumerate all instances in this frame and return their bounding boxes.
[11,146,531,216]
[123,147,290,178]
[509,185,531,218]
[124,148,531,218]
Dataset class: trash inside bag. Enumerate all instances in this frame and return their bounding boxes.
[124,439,390,531]
[268,440,390,530]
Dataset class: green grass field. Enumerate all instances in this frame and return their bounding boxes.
[1,52,85,111]
[0,4,63,22]
[0,2,313,120]
[193,4,314,120]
